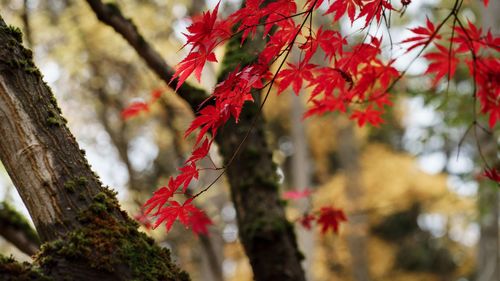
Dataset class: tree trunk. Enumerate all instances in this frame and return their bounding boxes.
[337,122,372,281]
[291,94,315,281]
[476,2,500,281]
[0,17,188,281]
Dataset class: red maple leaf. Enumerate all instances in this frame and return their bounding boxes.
[185,104,230,144]
[283,188,313,200]
[134,210,153,230]
[143,177,179,215]
[183,2,222,48]
[424,44,459,86]
[189,208,213,235]
[358,0,393,28]
[276,62,316,94]
[176,163,199,192]
[453,20,483,54]
[402,17,441,52]
[170,47,218,90]
[299,213,316,230]
[185,138,211,164]
[304,96,347,118]
[350,106,384,127]
[121,101,149,120]
[483,168,500,184]
[324,0,363,23]
[153,200,194,231]
[317,206,347,234]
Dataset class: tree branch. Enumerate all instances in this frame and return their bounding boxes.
[85,0,208,113]
[0,202,40,256]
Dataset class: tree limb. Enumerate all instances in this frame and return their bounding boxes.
[0,202,40,256]
[85,0,208,113]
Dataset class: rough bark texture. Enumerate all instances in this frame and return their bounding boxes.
[0,17,188,281]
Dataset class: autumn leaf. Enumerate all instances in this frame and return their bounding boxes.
[153,200,194,231]
[176,163,199,192]
[483,168,500,184]
[299,213,316,230]
[276,62,316,94]
[358,0,392,28]
[424,44,459,86]
[170,47,218,90]
[121,101,149,120]
[402,17,441,52]
[189,208,213,235]
[317,206,347,234]
[143,177,179,215]
[185,138,211,164]
[324,0,362,23]
[283,188,313,200]
[349,106,384,127]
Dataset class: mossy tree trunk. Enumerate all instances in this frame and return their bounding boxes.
[0,16,188,281]
[214,36,306,281]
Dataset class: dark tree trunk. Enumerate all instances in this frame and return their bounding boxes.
[214,36,306,281]
[215,100,306,281]
[0,17,188,281]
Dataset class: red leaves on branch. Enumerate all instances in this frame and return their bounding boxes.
[358,0,393,27]
[296,206,347,234]
[277,62,316,94]
[350,106,384,127]
[324,0,362,23]
[144,178,178,215]
[402,17,441,52]
[152,199,211,233]
[142,0,498,235]
[424,44,458,86]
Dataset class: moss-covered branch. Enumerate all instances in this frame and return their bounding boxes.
[0,202,40,256]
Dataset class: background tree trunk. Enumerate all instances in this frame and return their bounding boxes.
[337,122,372,281]
[476,2,500,281]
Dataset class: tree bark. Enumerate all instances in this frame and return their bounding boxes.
[0,17,188,280]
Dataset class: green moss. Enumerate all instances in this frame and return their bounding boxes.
[5,25,23,43]
[46,108,67,127]
[63,177,87,193]
[0,202,40,244]
[37,192,189,280]
[0,255,51,281]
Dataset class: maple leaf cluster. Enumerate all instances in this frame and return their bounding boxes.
[298,207,348,234]
[137,0,498,235]
[281,189,348,234]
